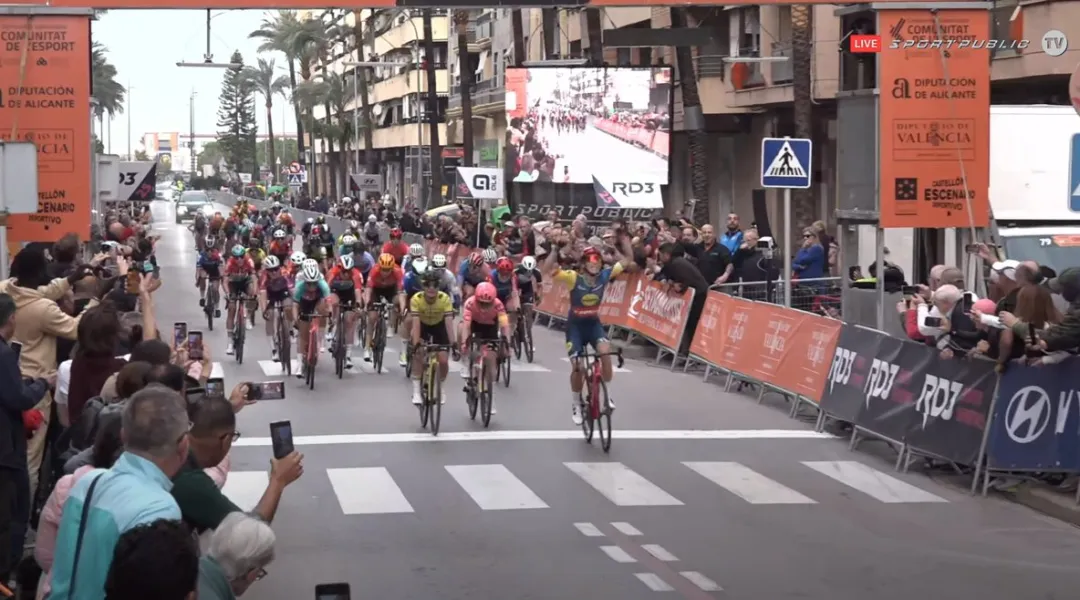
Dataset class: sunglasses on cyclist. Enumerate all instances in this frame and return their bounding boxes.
[422,281,439,289]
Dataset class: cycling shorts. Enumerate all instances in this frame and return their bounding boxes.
[201,264,222,279]
[297,297,321,321]
[370,286,397,308]
[519,288,535,305]
[419,321,451,346]
[228,276,252,298]
[470,322,499,343]
[332,285,357,306]
[565,318,607,358]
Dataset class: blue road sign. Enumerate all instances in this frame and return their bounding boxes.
[288,173,302,186]
[1070,134,1080,212]
[761,137,813,189]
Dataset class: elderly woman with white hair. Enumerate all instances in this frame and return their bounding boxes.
[198,512,276,600]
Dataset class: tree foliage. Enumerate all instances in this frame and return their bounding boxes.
[215,50,259,176]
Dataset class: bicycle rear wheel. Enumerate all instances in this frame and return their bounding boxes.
[512,326,522,360]
[235,308,246,365]
[373,318,386,374]
[501,355,511,388]
[334,313,346,379]
[429,363,442,437]
[523,320,534,363]
[307,328,317,390]
[206,289,216,331]
[278,312,292,376]
[480,363,494,428]
[596,379,612,452]
[418,368,431,430]
[580,390,595,444]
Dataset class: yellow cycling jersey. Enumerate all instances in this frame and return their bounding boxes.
[410,291,454,326]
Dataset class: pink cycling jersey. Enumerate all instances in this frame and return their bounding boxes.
[462,296,506,326]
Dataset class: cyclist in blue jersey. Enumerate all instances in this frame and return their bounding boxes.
[542,243,632,425]
[430,253,460,308]
[399,257,429,367]
[457,251,492,301]
[402,243,426,273]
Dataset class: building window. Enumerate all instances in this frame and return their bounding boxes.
[638,47,652,66]
[616,47,631,66]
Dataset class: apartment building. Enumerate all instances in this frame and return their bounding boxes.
[306,8,451,204]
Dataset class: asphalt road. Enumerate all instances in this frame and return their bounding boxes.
[151,200,1080,600]
[536,121,668,185]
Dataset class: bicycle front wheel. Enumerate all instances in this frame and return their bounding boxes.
[373,320,386,374]
[418,370,431,430]
[501,356,511,388]
[523,321,534,363]
[596,379,612,452]
[480,363,494,428]
[580,391,595,444]
[278,314,292,376]
[235,311,246,365]
[429,363,442,437]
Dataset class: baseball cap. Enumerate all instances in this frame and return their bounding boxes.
[1047,266,1080,294]
[990,259,1020,282]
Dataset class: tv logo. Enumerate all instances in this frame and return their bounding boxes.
[472,174,498,191]
[850,34,882,53]
[612,182,656,194]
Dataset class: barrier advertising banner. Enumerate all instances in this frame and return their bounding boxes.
[987,359,1080,472]
[819,323,996,465]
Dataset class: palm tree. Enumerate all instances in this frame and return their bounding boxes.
[511,10,525,65]
[91,42,126,145]
[293,16,347,198]
[670,8,710,225]
[296,69,355,200]
[243,58,290,177]
[351,11,376,174]
[422,9,443,206]
[454,10,474,167]
[791,5,815,230]
[249,11,308,171]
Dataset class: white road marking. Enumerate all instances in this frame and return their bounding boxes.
[680,571,722,591]
[802,461,948,504]
[641,544,678,562]
[257,359,300,377]
[326,467,415,514]
[611,522,642,536]
[445,464,549,510]
[600,545,637,563]
[210,362,224,379]
[560,357,632,373]
[233,429,834,447]
[574,522,604,537]
[684,461,817,505]
[564,462,683,507]
[635,573,674,592]
[220,471,268,511]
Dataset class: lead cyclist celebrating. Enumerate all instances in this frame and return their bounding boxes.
[542,241,633,425]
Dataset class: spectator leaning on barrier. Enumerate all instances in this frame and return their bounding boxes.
[104,519,199,600]
[197,512,276,600]
[47,384,189,600]
[1038,267,1080,353]
[920,284,980,357]
[655,242,709,355]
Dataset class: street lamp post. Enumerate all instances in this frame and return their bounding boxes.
[126,83,132,160]
[189,90,197,179]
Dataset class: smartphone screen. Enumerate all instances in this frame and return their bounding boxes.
[205,377,225,400]
[10,342,22,362]
[901,285,918,295]
[962,292,974,312]
[964,243,979,254]
[315,583,351,600]
[173,322,188,349]
[125,271,140,295]
[270,421,294,460]
[924,316,943,327]
[249,381,285,401]
[187,331,203,360]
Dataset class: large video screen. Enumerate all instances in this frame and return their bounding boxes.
[504,66,671,185]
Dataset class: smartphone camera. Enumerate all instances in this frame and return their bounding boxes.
[248,381,285,401]
[187,331,203,361]
[205,378,225,400]
[315,583,351,600]
[270,421,294,460]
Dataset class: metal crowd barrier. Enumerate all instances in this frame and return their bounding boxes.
[711,276,843,316]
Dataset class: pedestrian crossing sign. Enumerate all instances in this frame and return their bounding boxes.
[288,173,302,186]
[760,137,812,189]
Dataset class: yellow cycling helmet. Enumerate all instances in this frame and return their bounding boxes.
[378,253,396,270]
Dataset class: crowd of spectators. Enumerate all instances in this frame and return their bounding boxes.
[0,204,303,599]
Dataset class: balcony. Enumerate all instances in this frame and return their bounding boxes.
[368,69,449,104]
[447,79,506,116]
[373,15,447,55]
[366,122,447,150]
[770,42,793,84]
[475,13,494,49]
[990,1,1080,81]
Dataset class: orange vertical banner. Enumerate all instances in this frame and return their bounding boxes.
[0,15,92,243]
[877,10,990,229]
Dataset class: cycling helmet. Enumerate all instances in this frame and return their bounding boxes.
[263,255,281,270]
[390,228,402,239]
[306,217,314,224]
[349,220,359,229]
[475,282,497,303]
[204,236,217,247]
[273,228,286,239]
[341,234,357,246]
[231,244,245,258]
[431,253,448,269]
[378,253,396,270]
[496,257,513,274]
[582,247,602,262]
[412,258,429,275]
[482,248,498,264]
[521,256,537,271]
[367,214,378,223]
[420,267,441,285]
[290,251,306,264]
[316,215,326,224]
[469,252,484,268]
[300,259,321,282]
[339,254,354,270]
[342,196,351,204]
[409,243,424,258]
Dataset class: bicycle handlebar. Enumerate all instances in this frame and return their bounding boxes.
[579,348,625,369]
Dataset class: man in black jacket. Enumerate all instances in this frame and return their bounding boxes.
[0,293,52,585]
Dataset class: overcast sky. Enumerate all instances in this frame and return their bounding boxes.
[93,9,298,153]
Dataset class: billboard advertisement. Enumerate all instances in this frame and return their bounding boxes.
[504,66,671,185]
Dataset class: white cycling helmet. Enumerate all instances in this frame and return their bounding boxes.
[341,234,357,246]
[290,251,306,264]
[431,253,447,269]
[263,255,281,269]
[412,258,428,275]
[342,196,351,203]
[300,259,321,282]
[481,248,498,264]
[521,255,537,271]
[273,228,286,239]
[349,220,359,229]
[306,217,314,224]
[367,214,377,223]
[409,243,424,258]
[339,254,354,270]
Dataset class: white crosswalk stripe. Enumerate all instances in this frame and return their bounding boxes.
[220,460,952,516]
[257,349,556,376]
[209,362,225,379]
